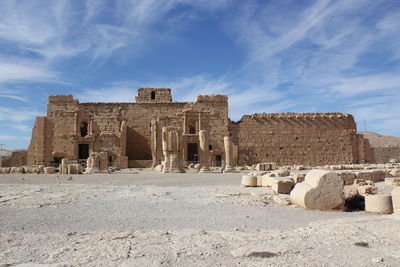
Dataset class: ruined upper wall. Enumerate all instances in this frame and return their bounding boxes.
[230,112,358,166]
[196,94,228,103]
[371,146,400,163]
[135,88,172,103]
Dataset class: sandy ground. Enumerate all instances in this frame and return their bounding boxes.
[0,169,399,266]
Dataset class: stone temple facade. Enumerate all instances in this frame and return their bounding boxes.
[27,88,371,168]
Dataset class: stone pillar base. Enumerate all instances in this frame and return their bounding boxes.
[223,167,236,173]
[199,166,211,173]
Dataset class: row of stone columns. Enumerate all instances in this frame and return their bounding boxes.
[161,126,236,173]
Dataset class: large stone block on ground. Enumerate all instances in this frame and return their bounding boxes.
[292,173,306,183]
[0,167,11,174]
[357,185,378,195]
[371,170,385,182]
[10,167,24,174]
[389,168,400,177]
[272,169,290,177]
[44,167,56,174]
[241,175,257,187]
[263,176,294,194]
[23,166,38,174]
[290,170,343,210]
[339,172,356,185]
[355,171,372,180]
[256,163,276,171]
[392,187,400,213]
[385,177,400,186]
[365,195,393,214]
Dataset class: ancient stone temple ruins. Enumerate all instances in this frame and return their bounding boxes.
[27,88,371,168]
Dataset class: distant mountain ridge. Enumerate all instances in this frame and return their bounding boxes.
[359,131,400,148]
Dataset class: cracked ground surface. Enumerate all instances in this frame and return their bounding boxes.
[0,169,399,266]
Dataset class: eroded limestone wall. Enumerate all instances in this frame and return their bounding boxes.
[371,146,400,163]
[27,92,229,167]
[230,113,358,166]
[2,150,27,167]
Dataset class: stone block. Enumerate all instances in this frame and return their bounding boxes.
[44,167,56,174]
[23,166,38,174]
[257,176,263,187]
[355,171,372,180]
[365,195,393,214]
[340,172,356,185]
[10,167,24,174]
[241,175,257,187]
[154,164,163,172]
[357,185,378,195]
[389,168,400,177]
[392,187,400,213]
[0,167,11,174]
[117,156,128,169]
[385,177,400,186]
[292,173,306,183]
[37,165,45,174]
[273,169,290,177]
[256,163,275,171]
[371,170,385,182]
[294,165,305,170]
[269,177,294,194]
[290,170,343,210]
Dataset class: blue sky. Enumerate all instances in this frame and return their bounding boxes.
[0,0,400,150]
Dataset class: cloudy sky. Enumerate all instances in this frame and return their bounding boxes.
[0,0,400,149]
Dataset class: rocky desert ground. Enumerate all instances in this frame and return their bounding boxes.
[1,169,399,266]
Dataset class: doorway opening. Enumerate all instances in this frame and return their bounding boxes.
[215,155,222,167]
[78,143,89,160]
[187,142,198,163]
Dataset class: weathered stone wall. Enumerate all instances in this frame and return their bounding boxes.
[2,150,27,167]
[135,88,172,103]
[27,89,365,168]
[371,146,400,163]
[27,90,229,167]
[230,113,358,166]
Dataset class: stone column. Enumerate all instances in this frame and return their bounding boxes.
[161,127,170,173]
[199,130,210,173]
[223,136,235,173]
[61,158,68,174]
[162,126,185,173]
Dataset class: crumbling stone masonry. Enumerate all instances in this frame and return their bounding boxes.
[28,88,369,168]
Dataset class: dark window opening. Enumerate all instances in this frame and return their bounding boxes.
[279,147,283,150]
[53,157,62,164]
[80,122,88,137]
[189,123,196,134]
[187,143,198,162]
[78,144,89,160]
[151,91,156,100]
[209,145,213,150]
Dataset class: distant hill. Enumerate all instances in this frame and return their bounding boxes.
[359,131,400,148]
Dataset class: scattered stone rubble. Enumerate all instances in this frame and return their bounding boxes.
[239,162,400,214]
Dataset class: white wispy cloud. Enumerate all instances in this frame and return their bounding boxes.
[7,124,32,132]
[0,107,41,123]
[0,94,29,102]
[0,135,17,140]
